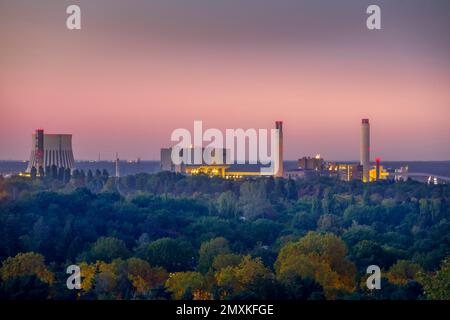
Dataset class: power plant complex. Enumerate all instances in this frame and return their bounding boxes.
[160,119,387,182]
[22,119,388,183]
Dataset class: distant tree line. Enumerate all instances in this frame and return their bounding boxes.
[0,172,448,299]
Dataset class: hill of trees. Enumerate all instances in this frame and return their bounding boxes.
[0,171,448,300]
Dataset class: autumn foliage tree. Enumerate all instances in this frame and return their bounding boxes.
[0,252,54,285]
[418,256,450,300]
[198,237,230,273]
[275,232,356,298]
[387,260,422,285]
[165,271,208,300]
[78,258,168,299]
[215,255,273,298]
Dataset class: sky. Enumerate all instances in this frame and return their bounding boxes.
[0,0,449,161]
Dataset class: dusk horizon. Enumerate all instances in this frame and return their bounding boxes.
[1,0,449,161]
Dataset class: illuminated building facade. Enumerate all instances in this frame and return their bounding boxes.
[160,147,229,174]
[326,161,388,182]
[327,163,363,182]
[161,121,283,178]
[298,155,324,171]
[369,165,389,181]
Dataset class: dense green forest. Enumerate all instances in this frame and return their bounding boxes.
[0,169,449,300]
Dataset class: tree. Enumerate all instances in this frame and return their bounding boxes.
[38,166,45,178]
[63,168,71,183]
[317,214,343,234]
[78,261,98,293]
[249,219,283,245]
[58,167,65,181]
[0,252,54,285]
[418,256,450,300]
[86,169,94,183]
[387,260,422,285]
[341,225,376,246]
[217,191,238,218]
[292,211,316,230]
[126,258,168,296]
[350,240,397,270]
[275,232,356,299]
[139,238,194,272]
[0,275,50,300]
[212,254,242,271]
[165,272,206,300]
[87,237,130,263]
[94,259,131,299]
[215,256,273,298]
[286,178,298,200]
[321,188,334,214]
[282,275,325,300]
[30,167,37,180]
[311,193,321,216]
[274,179,286,198]
[44,165,50,177]
[239,181,273,219]
[102,169,109,182]
[79,170,86,185]
[51,165,58,180]
[362,189,370,206]
[198,237,230,273]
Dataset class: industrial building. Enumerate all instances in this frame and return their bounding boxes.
[26,129,75,173]
[160,119,390,182]
[160,121,284,178]
[298,155,325,171]
[286,119,388,182]
[160,147,230,176]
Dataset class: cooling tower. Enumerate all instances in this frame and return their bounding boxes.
[26,129,75,172]
[360,119,370,182]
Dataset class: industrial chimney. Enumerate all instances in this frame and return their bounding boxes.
[275,121,284,177]
[360,119,370,182]
[115,153,121,178]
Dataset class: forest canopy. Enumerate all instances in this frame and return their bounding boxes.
[0,171,449,300]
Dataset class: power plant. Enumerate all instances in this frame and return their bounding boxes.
[26,129,75,173]
[360,118,370,182]
[160,121,284,178]
[22,119,387,182]
[284,118,389,182]
[158,119,390,182]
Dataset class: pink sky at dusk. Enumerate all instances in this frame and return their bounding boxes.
[1,0,449,161]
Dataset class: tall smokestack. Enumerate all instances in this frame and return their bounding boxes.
[275,121,284,177]
[115,153,120,178]
[360,119,370,182]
